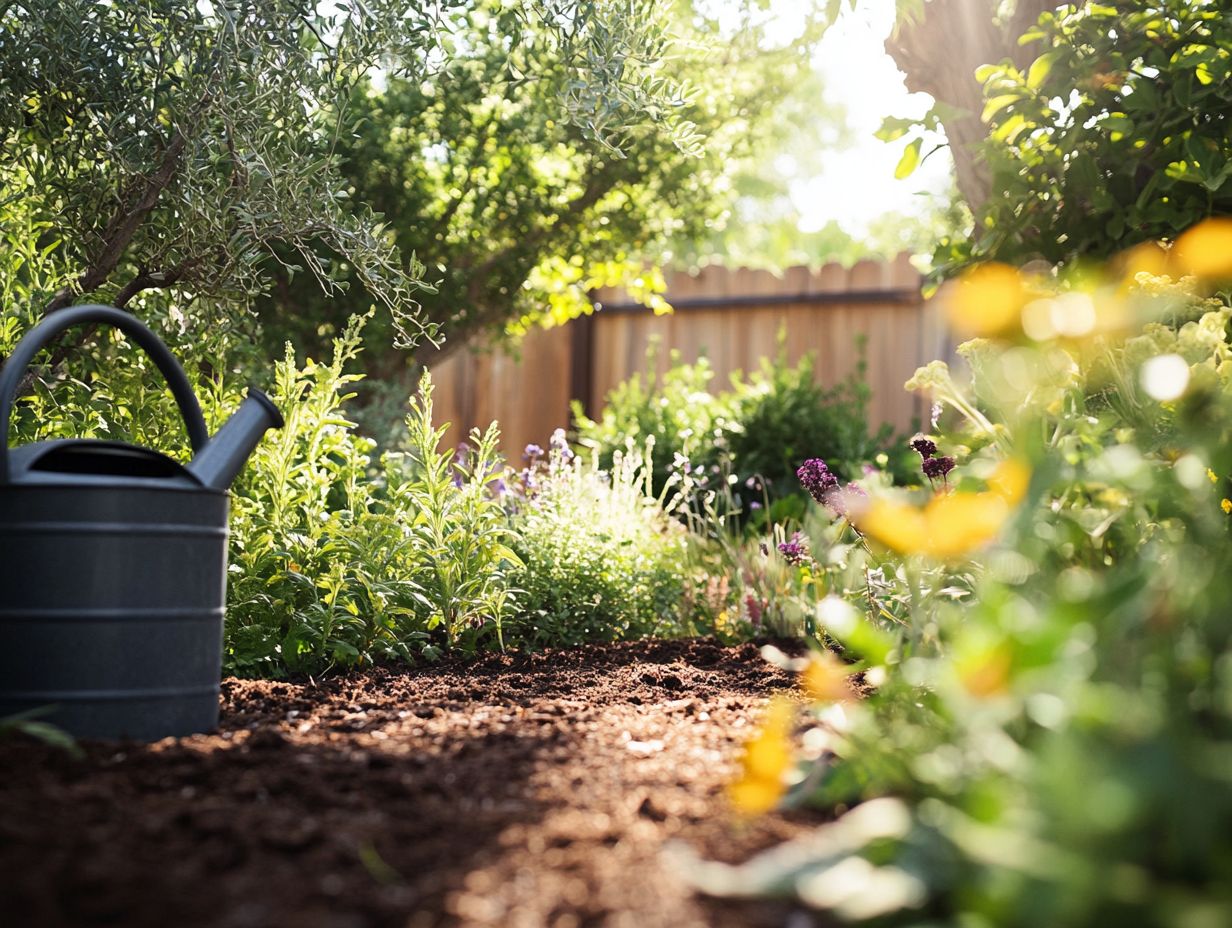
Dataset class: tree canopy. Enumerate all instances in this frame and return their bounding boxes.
[886,0,1232,276]
[0,0,702,357]
[259,0,833,371]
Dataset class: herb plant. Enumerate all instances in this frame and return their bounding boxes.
[504,435,693,648]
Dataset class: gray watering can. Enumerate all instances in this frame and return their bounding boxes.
[0,305,283,740]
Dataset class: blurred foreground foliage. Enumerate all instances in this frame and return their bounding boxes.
[685,222,1232,926]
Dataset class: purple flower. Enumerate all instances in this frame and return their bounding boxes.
[549,428,573,460]
[524,443,544,461]
[518,467,539,496]
[778,542,805,565]
[922,455,956,480]
[823,481,867,518]
[797,458,839,504]
[910,436,937,458]
[749,500,762,510]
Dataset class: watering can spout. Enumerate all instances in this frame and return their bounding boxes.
[188,388,284,491]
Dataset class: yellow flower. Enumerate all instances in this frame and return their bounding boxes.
[859,492,1012,560]
[801,652,856,703]
[1172,218,1232,280]
[1222,498,1231,515]
[987,458,1030,507]
[859,499,928,554]
[856,460,1031,560]
[944,262,1030,337]
[1114,240,1169,286]
[956,643,1014,698]
[1209,468,1220,485]
[926,493,1011,559]
[727,698,795,816]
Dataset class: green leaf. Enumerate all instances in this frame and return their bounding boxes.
[1018,26,1047,46]
[993,113,1029,145]
[1027,51,1060,90]
[1166,160,1197,183]
[894,138,922,180]
[1103,113,1134,142]
[982,94,1021,123]
[876,116,917,143]
[974,63,1002,83]
[10,720,84,759]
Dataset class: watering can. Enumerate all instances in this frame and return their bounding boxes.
[0,305,283,740]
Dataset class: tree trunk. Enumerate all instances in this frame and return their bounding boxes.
[885,0,1056,214]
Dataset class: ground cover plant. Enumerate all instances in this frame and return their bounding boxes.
[687,222,1232,926]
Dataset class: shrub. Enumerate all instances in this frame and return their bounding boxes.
[223,317,518,676]
[572,345,736,499]
[723,346,893,504]
[574,340,896,524]
[503,436,694,648]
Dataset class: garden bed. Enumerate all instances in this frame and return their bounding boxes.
[0,638,823,928]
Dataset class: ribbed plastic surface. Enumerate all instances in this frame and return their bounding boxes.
[0,484,230,740]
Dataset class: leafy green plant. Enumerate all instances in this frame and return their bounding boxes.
[222,316,518,676]
[933,0,1232,278]
[724,343,894,501]
[573,343,736,497]
[574,340,897,524]
[386,373,520,654]
[690,238,1232,926]
[504,437,693,648]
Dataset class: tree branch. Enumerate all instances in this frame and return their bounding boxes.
[113,262,193,308]
[44,130,187,313]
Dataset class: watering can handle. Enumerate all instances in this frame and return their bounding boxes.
[0,304,210,484]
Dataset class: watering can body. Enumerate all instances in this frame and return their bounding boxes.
[0,305,282,740]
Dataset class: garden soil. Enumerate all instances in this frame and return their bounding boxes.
[0,638,831,928]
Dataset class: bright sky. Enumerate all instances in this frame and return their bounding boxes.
[795,0,954,236]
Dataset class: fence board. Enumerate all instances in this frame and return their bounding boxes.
[428,255,945,457]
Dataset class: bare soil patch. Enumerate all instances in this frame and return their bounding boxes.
[0,638,823,927]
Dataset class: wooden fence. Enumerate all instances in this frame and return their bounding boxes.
[428,254,948,458]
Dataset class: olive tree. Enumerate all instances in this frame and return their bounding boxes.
[0,0,695,356]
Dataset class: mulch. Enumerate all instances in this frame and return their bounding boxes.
[0,637,828,928]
